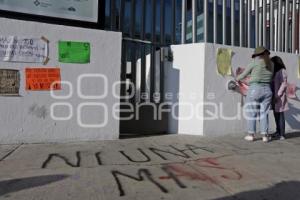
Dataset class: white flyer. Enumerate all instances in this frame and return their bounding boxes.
[0,36,49,63]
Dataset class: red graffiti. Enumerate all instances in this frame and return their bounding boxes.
[160,163,218,184]
[159,156,242,184]
[195,156,243,180]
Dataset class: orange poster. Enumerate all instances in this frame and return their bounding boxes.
[26,68,61,91]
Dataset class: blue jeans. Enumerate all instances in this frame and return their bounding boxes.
[245,84,273,135]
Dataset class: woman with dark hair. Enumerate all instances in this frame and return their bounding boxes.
[271,56,288,140]
[236,47,274,143]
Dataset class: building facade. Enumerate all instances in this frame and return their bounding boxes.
[184,0,300,53]
[104,0,300,52]
[102,0,300,107]
[2,0,299,105]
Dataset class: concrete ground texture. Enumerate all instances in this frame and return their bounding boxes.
[0,133,300,200]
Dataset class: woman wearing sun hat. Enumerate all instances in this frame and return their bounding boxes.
[236,47,274,142]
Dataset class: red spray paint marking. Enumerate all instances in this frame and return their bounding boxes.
[194,156,243,180]
[159,163,218,184]
[159,156,242,184]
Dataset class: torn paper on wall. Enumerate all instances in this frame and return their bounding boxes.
[217,48,232,76]
[0,69,20,95]
[0,36,49,63]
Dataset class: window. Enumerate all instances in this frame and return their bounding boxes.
[0,0,104,29]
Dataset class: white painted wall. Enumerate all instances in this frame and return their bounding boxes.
[165,43,205,135]
[204,43,300,136]
[203,44,251,136]
[166,43,300,136]
[0,18,122,144]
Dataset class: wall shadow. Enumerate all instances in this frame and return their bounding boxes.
[119,47,180,137]
[285,86,300,131]
[0,174,69,196]
[164,55,180,134]
[212,181,300,200]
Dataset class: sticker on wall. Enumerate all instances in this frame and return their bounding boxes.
[216,48,232,76]
[0,36,49,64]
[58,41,90,64]
[26,68,61,91]
[0,69,20,96]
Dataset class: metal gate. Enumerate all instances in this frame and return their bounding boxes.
[119,38,168,136]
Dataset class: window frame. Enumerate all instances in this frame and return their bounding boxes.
[0,0,105,30]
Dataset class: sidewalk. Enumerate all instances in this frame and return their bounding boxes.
[0,133,300,200]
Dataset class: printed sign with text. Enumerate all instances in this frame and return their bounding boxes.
[0,36,48,63]
[26,68,61,91]
[0,0,98,22]
[0,69,20,95]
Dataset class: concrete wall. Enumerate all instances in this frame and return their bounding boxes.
[0,18,122,144]
[165,44,205,135]
[166,43,300,136]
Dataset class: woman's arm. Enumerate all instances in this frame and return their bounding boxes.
[236,63,254,81]
[277,69,288,97]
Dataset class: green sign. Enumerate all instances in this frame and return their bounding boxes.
[58,41,90,64]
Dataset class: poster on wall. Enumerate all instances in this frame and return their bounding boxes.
[25,68,61,91]
[58,41,90,64]
[0,0,98,23]
[217,48,232,76]
[0,36,49,63]
[0,69,20,95]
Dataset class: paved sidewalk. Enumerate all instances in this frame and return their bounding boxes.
[0,133,300,200]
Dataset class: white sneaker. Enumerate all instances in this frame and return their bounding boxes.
[279,136,286,140]
[244,135,255,141]
[262,135,270,143]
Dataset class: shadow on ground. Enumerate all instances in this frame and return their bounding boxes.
[271,132,300,140]
[119,132,168,139]
[213,181,300,200]
[0,174,69,196]
[286,131,300,139]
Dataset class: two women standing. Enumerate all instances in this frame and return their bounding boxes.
[271,56,289,140]
[236,47,288,142]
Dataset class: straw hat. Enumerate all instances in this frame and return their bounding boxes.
[252,46,270,58]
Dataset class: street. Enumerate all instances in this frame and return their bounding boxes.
[1,133,300,200]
